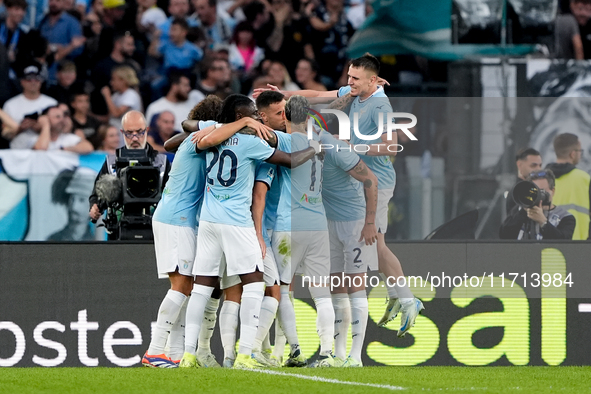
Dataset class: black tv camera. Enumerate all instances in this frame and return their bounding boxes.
[105,148,162,240]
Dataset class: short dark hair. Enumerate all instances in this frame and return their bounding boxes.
[218,94,253,124]
[256,91,284,111]
[232,21,255,47]
[350,53,380,75]
[527,168,555,190]
[169,70,189,87]
[285,95,309,124]
[5,0,27,9]
[515,147,541,162]
[171,17,189,31]
[69,90,88,104]
[41,105,61,116]
[553,133,579,159]
[113,30,132,44]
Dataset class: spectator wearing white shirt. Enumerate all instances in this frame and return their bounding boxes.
[2,62,57,141]
[10,105,94,152]
[101,65,143,132]
[145,72,202,131]
[137,0,168,35]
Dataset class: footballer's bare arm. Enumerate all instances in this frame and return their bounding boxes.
[266,147,316,168]
[347,159,378,245]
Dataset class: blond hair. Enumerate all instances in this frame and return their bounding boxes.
[112,65,139,87]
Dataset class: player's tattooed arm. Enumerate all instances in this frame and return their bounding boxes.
[237,126,256,135]
[266,146,316,168]
[237,126,278,147]
[347,159,378,245]
[328,93,354,113]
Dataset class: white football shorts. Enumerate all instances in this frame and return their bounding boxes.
[273,230,330,284]
[376,188,395,234]
[193,221,264,277]
[153,220,196,279]
[328,218,378,274]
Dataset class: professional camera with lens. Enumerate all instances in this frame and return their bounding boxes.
[104,148,163,240]
[512,180,551,209]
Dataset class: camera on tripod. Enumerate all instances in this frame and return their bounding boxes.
[512,180,551,209]
[99,148,162,240]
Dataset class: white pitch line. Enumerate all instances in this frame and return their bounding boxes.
[249,368,405,391]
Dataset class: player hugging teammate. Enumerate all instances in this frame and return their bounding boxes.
[142,53,423,369]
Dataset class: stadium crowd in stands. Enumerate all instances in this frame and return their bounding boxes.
[3,0,590,151]
[0,0,373,150]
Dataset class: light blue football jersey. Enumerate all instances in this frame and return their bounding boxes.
[264,173,280,231]
[320,131,365,222]
[281,131,327,231]
[274,131,292,232]
[153,131,206,230]
[193,120,218,226]
[200,133,276,227]
[255,161,276,247]
[337,85,396,190]
[263,131,287,231]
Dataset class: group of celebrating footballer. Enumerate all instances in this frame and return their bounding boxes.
[140,53,424,369]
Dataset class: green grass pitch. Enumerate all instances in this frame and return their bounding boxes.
[1,367,590,393]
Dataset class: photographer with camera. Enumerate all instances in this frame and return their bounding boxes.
[506,148,543,215]
[88,110,171,240]
[500,169,575,240]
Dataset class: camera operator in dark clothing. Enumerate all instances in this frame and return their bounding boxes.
[500,169,576,240]
[88,110,170,224]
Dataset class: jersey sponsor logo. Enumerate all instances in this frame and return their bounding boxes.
[299,193,322,204]
[207,186,230,201]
